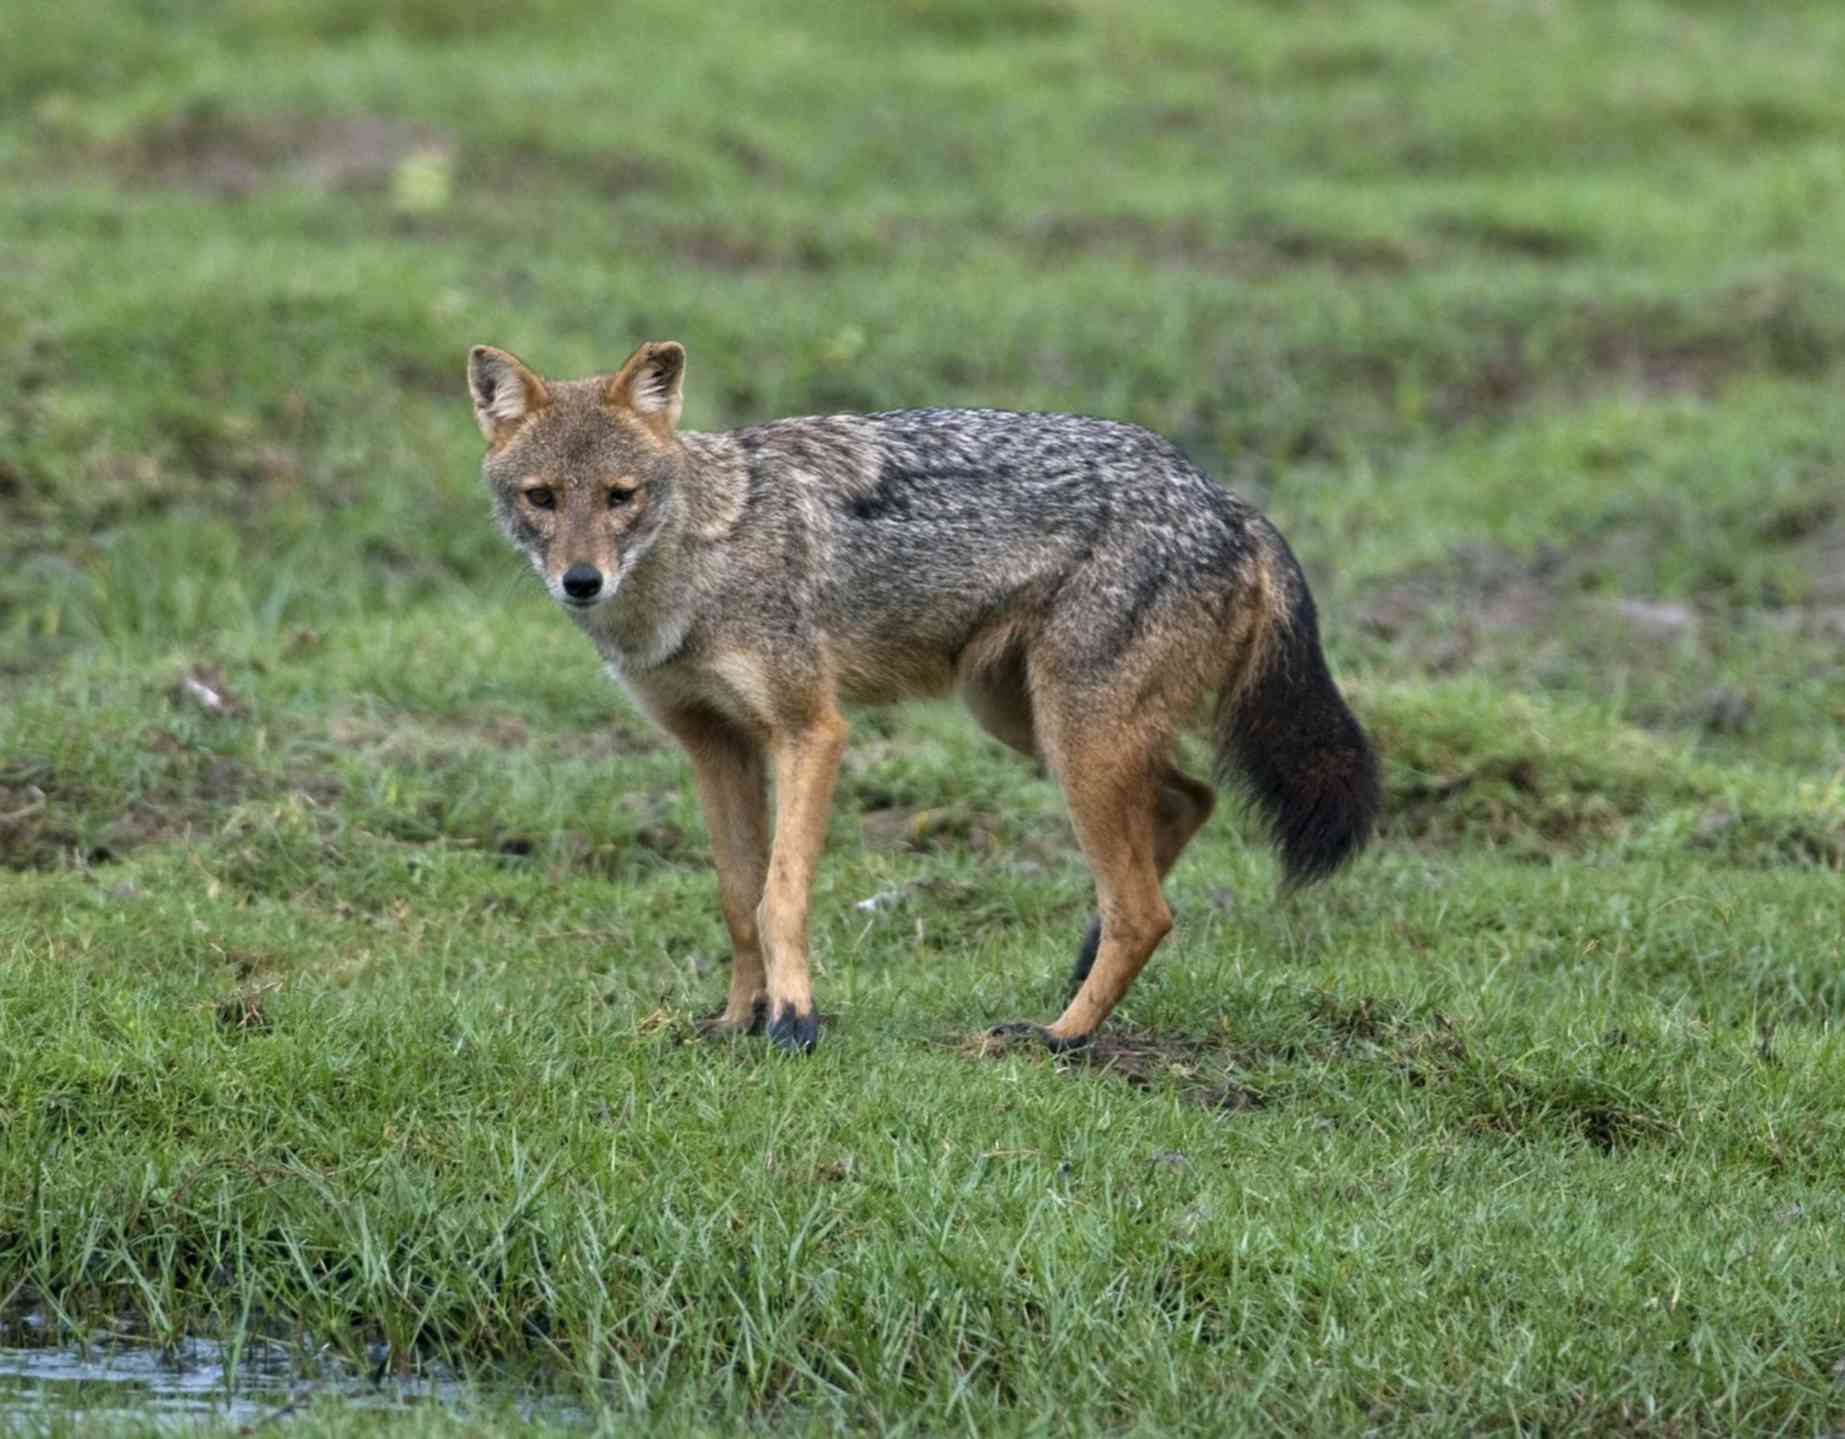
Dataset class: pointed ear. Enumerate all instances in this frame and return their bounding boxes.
[606,341,686,441]
[467,345,549,444]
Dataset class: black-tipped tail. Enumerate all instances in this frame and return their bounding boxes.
[1214,552,1380,889]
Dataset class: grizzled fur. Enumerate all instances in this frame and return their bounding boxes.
[468,340,1379,1055]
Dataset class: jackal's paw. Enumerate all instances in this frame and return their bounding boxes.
[766,1004,820,1055]
[986,1021,1092,1055]
[697,998,769,1038]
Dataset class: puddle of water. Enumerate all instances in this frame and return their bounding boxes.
[0,1320,588,1432]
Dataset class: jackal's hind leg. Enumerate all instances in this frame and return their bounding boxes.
[993,702,1180,1049]
[1065,765,1213,999]
[667,709,773,1037]
[961,653,1117,1003]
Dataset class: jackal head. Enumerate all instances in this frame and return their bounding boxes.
[467,340,687,611]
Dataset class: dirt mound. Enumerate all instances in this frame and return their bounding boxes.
[116,110,453,198]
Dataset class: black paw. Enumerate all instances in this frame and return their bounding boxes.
[987,1021,1092,1055]
[767,1004,820,1055]
[1067,916,1101,997]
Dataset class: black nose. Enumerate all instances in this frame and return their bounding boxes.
[561,564,603,601]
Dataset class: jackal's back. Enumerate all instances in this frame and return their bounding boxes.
[689,407,1266,681]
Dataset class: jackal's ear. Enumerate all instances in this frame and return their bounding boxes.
[606,341,686,441]
[467,345,549,444]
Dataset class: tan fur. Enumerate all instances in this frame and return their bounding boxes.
[659,707,771,1032]
[757,706,849,1019]
[1039,726,1174,1038]
[1222,547,1290,708]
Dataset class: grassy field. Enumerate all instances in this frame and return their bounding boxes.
[4,0,1845,1433]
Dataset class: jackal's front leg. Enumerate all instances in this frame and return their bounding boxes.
[758,709,848,1053]
[668,710,771,1036]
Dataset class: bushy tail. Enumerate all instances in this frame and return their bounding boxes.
[1214,536,1380,889]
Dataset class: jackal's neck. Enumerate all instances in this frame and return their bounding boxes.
[575,526,693,673]
[675,430,751,543]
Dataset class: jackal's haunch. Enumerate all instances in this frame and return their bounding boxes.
[468,340,1380,1054]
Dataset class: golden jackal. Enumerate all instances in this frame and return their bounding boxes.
[468,340,1379,1054]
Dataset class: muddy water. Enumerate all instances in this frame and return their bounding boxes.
[0,1321,585,1431]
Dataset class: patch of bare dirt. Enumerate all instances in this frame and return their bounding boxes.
[1360,522,1828,668]
[1804,516,1845,605]
[467,143,677,202]
[1,710,343,872]
[1242,215,1416,273]
[1025,213,1414,277]
[856,799,1078,869]
[559,722,666,760]
[1428,213,1589,262]
[114,110,454,198]
[1284,42,1397,81]
[972,993,1690,1154]
[1073,1029,1268,1113]
[1357,540,1572,674]
[1464,1073,1674,1154]
[890,0,1076,41]
[711,130,786,182]
[537,818,694,875]
[1384,755,1634,854]
[327,708,661,764]
[1353,277,1845,429]
[969,996,1465,1115]
[860,804,1002,853]
[0,756,177,871]
[1754,488,1838,543]
[1688,810,1845,872]
[969,1022,1266,1115]
[1358,504,1845,693]
[0,765,75,870]
[665,224,837,273]
[215,982,279,1035]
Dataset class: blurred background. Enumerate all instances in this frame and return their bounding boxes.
[3,0,1842,868]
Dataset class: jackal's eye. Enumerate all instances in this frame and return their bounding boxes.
[522,486,555,511]
[607,487,635,509]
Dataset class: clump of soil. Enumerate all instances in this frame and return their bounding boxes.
[970,1021,1265,1115]
[115,110,454,198]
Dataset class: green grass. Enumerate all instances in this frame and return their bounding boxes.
[4,0,1845,1434]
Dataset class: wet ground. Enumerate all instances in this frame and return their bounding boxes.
[0,1318,586,1432]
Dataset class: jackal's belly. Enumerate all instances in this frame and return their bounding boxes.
[829,606,1033,708]
[622,634,960,734]
[833,641,961,706]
